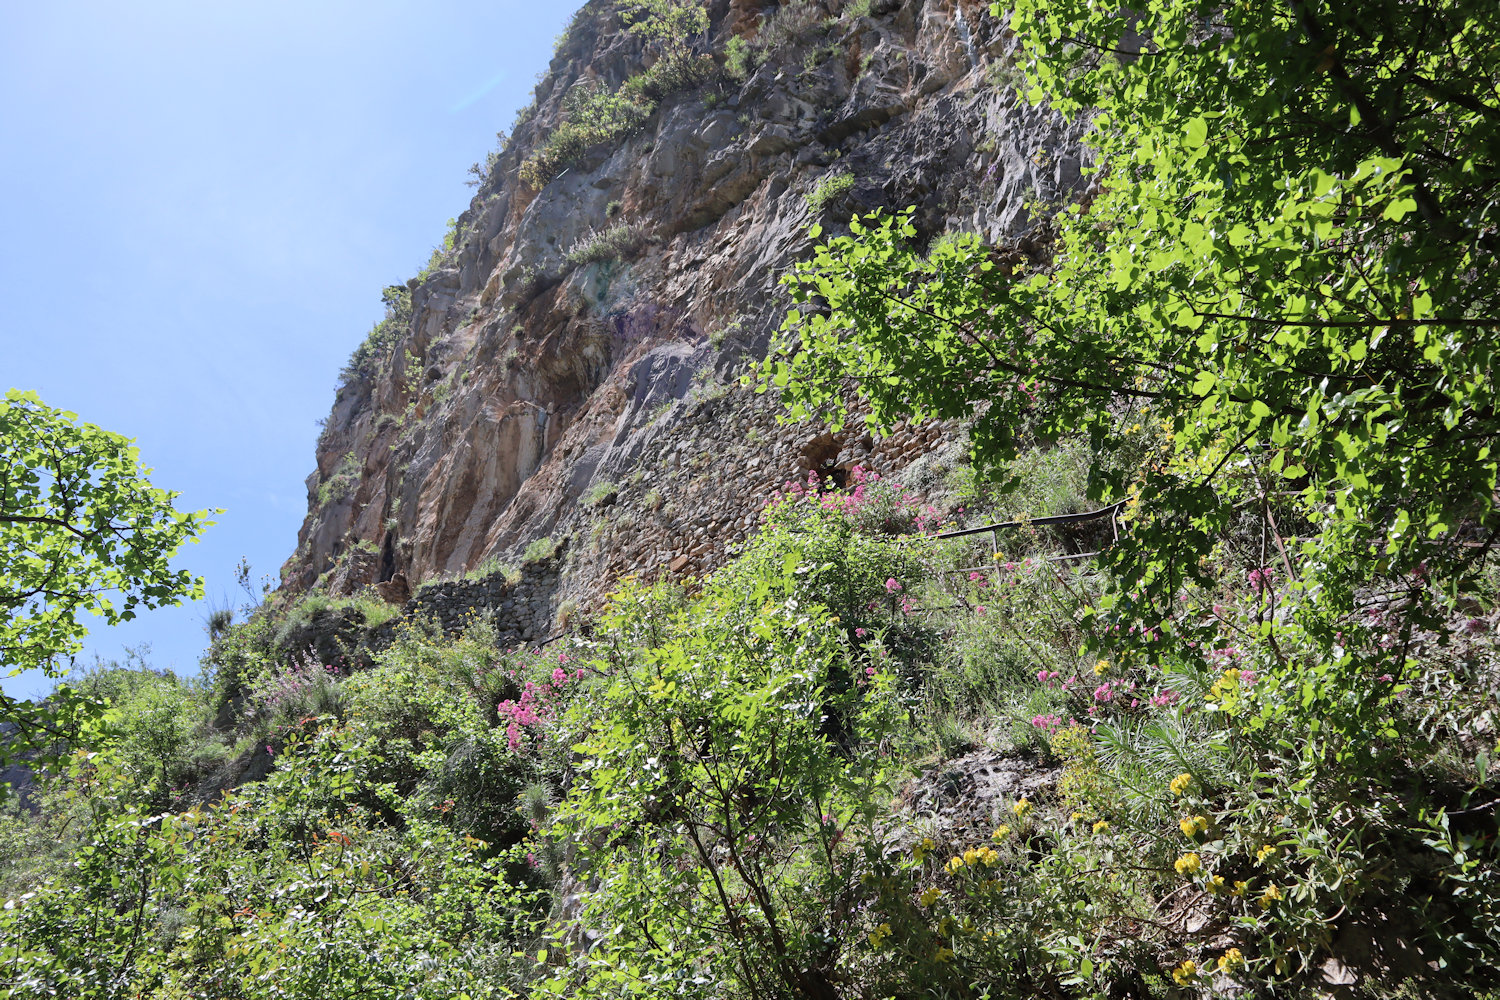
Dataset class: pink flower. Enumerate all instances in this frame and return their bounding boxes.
[1150,689,1180,708]
[551,667,568,685]
[1093,684,1114,703]
[975,605,987,615]
[885,578,903,593]
[855,627,868,637]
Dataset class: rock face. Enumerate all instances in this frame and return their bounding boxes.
[282,0,1088,637]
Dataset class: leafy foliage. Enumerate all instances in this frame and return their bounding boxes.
[0,391,210,769]
[756,0,1500,992]
[804,172,856,215]
[520,84,654,189]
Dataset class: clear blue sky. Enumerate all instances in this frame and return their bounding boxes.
[1,0,576,697]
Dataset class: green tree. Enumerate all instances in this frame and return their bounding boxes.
[0,390,211,766]
[759,0,1500,989]
[763,0,1500,674]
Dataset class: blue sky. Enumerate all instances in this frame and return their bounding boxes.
[1,0,575,697]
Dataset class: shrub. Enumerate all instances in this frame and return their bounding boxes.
[724,35,752,81]
[339,285,411,388]
[805,171,857,214]
[316,453,361,507]
[466,556,522,586]
[520,85,654,188]
[521,536,559,563]
[621,52,716,104]
[581,481,619,507]
[563,223,647,267]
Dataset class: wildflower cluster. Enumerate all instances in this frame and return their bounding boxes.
[496,647,585,751]
[770,465,943,536]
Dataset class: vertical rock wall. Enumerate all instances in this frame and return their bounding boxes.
[282,0,1090,632]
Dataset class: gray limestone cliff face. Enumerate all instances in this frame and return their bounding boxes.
[283,0,1089,638]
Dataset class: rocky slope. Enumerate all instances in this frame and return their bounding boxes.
[282,0,1088,641]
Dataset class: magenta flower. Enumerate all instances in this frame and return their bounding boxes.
[885,578,903,593]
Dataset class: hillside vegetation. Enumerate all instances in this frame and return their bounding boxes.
[3,0,1500,998]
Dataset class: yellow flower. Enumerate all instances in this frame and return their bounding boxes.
[1094,659,1110,675]
[1071,811,1085,823]
[1092,820,1110,833]
[1231,880,1249,897]
[919,887,942,907]
[1217,948,1246,973]
[867,923,892,948]
[1206,874,1225,894]
[933,947,955,963]
[1179,815,1209,837]
[946,856,965,874]
[991,825,1011,841]
[962,847,980,867]
[1256,844,1278,864]
[978,846,1000,867]
[1171,960,1198,985]
[1258,884,1283,910]
[1012,797,1033,818]
[1174,852,1202,876]
[937,916,957,937]
[1169,773,1193,795]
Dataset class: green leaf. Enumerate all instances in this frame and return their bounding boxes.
[1183,117,1207,148]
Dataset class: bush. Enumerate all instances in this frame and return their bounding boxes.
[466,556,522,585]
[724,35,752,81]
[621,52,716,104]
[339,285,411,388]
[521,536,559,563]
[581,481,619,507]
[805,172,856,214]
[316,453,360,507]
[519,85,654,189]
[563,224,647,267]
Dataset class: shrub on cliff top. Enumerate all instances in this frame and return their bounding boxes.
[339,285,411,388]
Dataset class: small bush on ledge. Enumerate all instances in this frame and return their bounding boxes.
[522,536,560,563]
[564,223,647,266]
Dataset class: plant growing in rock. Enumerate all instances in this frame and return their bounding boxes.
[804,171,855,214]
[563,223,647,266]
[521,536,559,564]
[520,84,654,189]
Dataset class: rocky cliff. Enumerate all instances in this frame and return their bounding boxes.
[282,0,1088,641]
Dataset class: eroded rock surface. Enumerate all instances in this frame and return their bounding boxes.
[283,0,1089,636]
